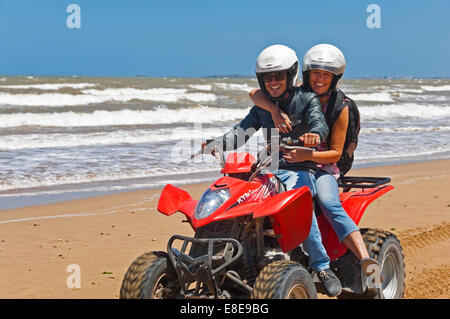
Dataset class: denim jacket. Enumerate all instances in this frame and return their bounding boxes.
[212,86,328,172]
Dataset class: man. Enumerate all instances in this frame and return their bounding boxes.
[203,44,342,297]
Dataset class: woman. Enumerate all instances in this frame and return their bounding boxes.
[249,44,379,276]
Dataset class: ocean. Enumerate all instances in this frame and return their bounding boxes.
[0,76,449,209]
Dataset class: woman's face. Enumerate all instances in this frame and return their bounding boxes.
[309,69,333,95]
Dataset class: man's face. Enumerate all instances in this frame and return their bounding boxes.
[263,71,287,98]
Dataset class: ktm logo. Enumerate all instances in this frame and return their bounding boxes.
[237,190,252,204]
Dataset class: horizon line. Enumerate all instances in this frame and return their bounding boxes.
[1,74,449,80]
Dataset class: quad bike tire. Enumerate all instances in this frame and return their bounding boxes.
[252,260,317,299]
[339,228,405,299]
[120,251,180,299]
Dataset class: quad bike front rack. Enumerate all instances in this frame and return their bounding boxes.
[167,235,245,298]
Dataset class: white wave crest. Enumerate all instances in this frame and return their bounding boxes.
[390,88,424,93]
[359,103,450,121]
[0,88,217,106]
[0,92,108,107]
[0,127,231,151]
[355,146,450,164]
[214,83,256,92]
[350,92,394,102]
[0,83,96,90]
[81,87,217,103]
[0,165,220,192]
[421,85,450,92]
[0,106,250,128]
[188,84,212,91]
[360,126,450,134]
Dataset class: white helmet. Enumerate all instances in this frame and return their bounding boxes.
[255,44,299,98]
[302,44,346,93]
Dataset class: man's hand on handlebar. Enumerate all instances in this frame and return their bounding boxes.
[298,133,321,148]
[201,140,216,156]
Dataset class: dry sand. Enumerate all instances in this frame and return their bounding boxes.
[0,159,449,299]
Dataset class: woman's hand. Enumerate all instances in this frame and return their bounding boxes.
[282,148,313,163]
[248,88,292,133]
[272,110,292,134]
[299,133,321,148]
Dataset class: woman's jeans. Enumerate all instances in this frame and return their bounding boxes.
[315,170,359,243]
[275,169,330,272]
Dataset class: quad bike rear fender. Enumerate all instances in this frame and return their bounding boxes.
[319,185,394,261]
[341,185,394,225]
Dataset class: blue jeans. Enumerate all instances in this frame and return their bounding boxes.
[316,170,360,242]
[275,169,330,272]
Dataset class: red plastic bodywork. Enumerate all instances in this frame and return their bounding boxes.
[253,186,313,252]
[158,175,313,252]
[317,185,394,261]
[157,152,393,258]
[220,152,256,174]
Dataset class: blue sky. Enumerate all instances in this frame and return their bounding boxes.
[0,0,448,78]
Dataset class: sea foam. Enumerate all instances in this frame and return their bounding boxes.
[0,128,231,151]
[0,88,217,107]
[421,85,450,92]
[350,92,394,102]
[0,106,250,128]
[0,83,96,90]
[359,103,450,121]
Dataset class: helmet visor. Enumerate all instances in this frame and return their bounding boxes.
[307,63,341,75]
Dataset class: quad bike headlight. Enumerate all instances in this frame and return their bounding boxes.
[194,188,230,220]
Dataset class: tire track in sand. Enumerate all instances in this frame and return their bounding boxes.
[398,222,450,255]
[398,222,450,298]
[403,264,449,299]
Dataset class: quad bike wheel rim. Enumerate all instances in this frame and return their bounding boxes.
[381,251,399,299]
[152,273,167,299]
[287,284,310,299]
[152,272,179,299]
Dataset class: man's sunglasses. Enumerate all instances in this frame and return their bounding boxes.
[262,71,287,83]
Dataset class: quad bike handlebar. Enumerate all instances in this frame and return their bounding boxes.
[197,139,391,192]
[197,137,315,172]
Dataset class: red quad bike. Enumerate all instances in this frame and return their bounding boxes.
[120,149,405,299]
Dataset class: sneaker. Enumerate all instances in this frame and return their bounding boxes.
[317,269,342,297]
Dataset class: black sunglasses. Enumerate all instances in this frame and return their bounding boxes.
[263,71,287,83]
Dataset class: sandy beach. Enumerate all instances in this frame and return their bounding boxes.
[0,159,448,299]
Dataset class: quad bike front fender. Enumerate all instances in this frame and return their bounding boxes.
[157,184,197,221]
[253,186,313,253]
